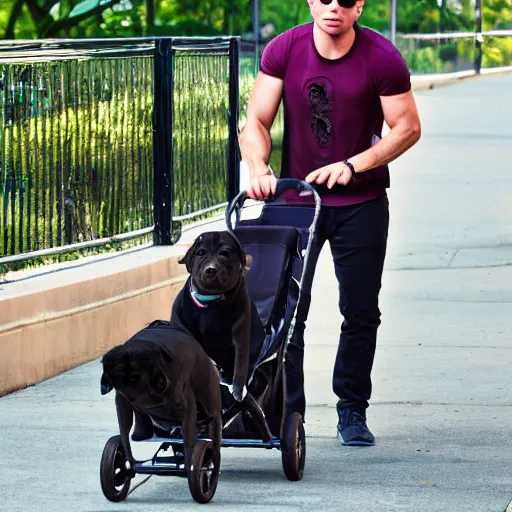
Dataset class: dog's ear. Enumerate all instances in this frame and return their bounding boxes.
[225,231,246,268]
[159,347,173,364]
[178,237,201,274]
[100,372,113,395]
[244,253,252,272]
[237,243,247,268]
[150,368,169,394]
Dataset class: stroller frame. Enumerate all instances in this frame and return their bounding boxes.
[99,179,321,503]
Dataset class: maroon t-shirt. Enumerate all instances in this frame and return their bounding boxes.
[260,22,411,206]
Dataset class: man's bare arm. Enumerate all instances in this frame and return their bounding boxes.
[239,72,283,198]
[239,73,283,176]
[350,89,422,173]
[306,89,421,188]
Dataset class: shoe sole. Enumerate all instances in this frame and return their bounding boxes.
[337,429,375,447]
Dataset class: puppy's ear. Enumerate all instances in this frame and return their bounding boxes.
[225,231,246,268]
[244,253,253,272]
[238,244,247,268]
[150,368,169,394]
[159,347,173,364]
[178,237,201,274]
[100,372,113,395]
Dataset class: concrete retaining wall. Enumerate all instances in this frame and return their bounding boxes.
[0,248,189,396]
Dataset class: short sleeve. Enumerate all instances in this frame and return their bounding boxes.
[260,32,292,80]
[373,49,411,96]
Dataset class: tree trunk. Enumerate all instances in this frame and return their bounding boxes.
[440,0,447,32]
[5,0,24,39]
[146,0,154,35]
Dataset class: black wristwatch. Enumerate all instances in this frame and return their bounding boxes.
[343,159,357,180]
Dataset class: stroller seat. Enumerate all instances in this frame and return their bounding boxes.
[235,225,300,331]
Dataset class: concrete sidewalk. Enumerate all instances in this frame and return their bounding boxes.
[2,73,512,512]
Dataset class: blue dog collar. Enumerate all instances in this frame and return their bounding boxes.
[190,282,224,308]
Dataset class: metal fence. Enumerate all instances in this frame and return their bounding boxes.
[0,36,240,264]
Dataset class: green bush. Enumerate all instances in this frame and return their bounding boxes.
[405,46,444,74]
[0,53,234,265]
[483,37,512,68]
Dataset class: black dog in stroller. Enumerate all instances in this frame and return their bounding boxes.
[98,179,321,504]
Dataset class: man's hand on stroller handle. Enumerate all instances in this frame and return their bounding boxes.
[245,162,278,201]
[244,160,356,201]
[306,161,355,189]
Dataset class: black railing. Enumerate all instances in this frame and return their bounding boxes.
[0,36,240,264]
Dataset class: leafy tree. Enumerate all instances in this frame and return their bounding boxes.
[1,0,511,44]
[0,0,126,38]
[483,0,512,29]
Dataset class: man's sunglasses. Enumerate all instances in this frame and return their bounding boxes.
[319,0,357,7]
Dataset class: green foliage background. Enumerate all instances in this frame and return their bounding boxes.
[2,0,511,75]
[1,0,512,40]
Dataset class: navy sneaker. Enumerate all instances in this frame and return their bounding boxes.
[337,406,375,446]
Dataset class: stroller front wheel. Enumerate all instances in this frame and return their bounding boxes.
[100,435,132,502]
[281,412,306,481]
[187,440,220,503]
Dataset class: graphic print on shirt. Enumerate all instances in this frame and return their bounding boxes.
[305,77,334,149]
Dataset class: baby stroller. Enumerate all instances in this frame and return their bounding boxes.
[99,179,321,504]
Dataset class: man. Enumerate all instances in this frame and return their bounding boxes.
[239,0,421,446]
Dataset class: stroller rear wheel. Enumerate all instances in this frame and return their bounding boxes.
[100,435,133,502]
[187,440,220,503]
[281,412,306,481]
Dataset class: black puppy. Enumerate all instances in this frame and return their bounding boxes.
[172,231,262,402]
[101,320,222,469]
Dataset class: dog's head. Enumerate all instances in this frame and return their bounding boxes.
[100,341,172,407]
[178,231,250,295]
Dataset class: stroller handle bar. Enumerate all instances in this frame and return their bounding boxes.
[225,178,322,233]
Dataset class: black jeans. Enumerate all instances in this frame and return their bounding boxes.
[286,194,389,417]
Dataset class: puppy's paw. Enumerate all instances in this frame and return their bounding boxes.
[230,383,248,402]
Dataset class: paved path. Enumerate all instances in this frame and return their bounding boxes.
[2,73,512,512]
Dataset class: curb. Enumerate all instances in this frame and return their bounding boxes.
[412,66,512,91]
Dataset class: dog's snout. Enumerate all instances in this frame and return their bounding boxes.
[205,265,217,277]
